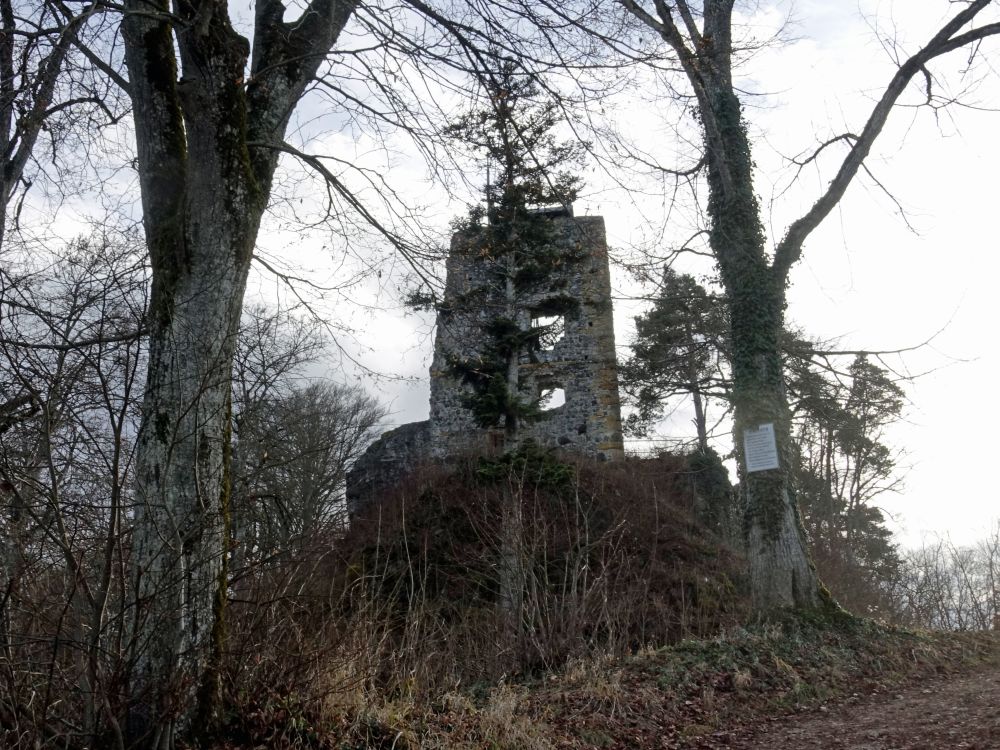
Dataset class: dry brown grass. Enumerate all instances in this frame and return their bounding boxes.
[212,451,747,747]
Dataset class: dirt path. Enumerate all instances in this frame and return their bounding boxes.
[722,666,1000,749]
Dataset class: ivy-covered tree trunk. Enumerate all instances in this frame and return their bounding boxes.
[616,0,825,611]
[121,0,355,744]
[621,0,999,612]
[728,278,818,609]
[704,84,820,611]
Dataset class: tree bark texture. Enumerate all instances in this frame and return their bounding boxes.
[121,0,355,743]
[678,14,820,612]
[706,88,820,611]
[618,0,822,611]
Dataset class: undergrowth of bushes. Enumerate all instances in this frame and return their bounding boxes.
[200,450,1000,749]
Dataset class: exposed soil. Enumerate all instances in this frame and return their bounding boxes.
[718,665,1000,749]
[519,624,1000,750]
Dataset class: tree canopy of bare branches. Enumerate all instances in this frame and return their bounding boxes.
[610,0,1000,611]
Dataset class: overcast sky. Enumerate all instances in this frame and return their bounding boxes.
[730,0,1000,547]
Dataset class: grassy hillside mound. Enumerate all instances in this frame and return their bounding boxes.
[216,448,746,745]
[333,615,1000,750]
[337,449,746,682]
[210,449,1000,749]
[529,613,1000,749]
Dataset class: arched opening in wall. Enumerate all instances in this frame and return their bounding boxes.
[531,313,566,351]
[539,387,566,411]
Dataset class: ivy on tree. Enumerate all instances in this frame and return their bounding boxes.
[445,59,586,449]
[618,0,1000,613]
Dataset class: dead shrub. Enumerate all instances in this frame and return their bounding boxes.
[216,449,746,746]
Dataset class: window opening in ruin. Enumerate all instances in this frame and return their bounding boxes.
[531,314,566,351]
[488,431,504,451]
[540,387,566,411]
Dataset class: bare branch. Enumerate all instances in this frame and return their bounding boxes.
[772,0,1000,283]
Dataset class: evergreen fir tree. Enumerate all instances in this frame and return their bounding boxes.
[788,352,905,614]
[445,59,586,450]
[620,267,729,448]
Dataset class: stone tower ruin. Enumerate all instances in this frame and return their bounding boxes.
[346,206,624,514]
[429,207,623,460]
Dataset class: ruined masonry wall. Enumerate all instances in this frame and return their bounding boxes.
[429,214,624,461]
[346,212,624,516]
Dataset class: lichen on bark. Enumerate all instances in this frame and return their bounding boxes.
[123,0,360,741]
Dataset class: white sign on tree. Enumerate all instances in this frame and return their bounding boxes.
[744,423,779,473]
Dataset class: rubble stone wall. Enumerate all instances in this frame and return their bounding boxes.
[346,210,624,516]
[344,420,430,517]
[429,213,624,460]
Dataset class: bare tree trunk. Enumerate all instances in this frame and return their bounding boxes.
[122,6,259,740]
[704,82,821,611]
[503,269,521,449]
[120,0,356,742]
[499,264,525,630]
[685,319,708,453]
[128,243,248,744]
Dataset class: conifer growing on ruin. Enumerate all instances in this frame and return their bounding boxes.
[621,267,728,451]
[445,59,586,451]
[439,57,587,631]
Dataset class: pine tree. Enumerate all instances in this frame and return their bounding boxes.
[788,352,905,614]
[445,59,586,451]
[620,267,728,450]
[620,268,733,533]
[624,277,904,566]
